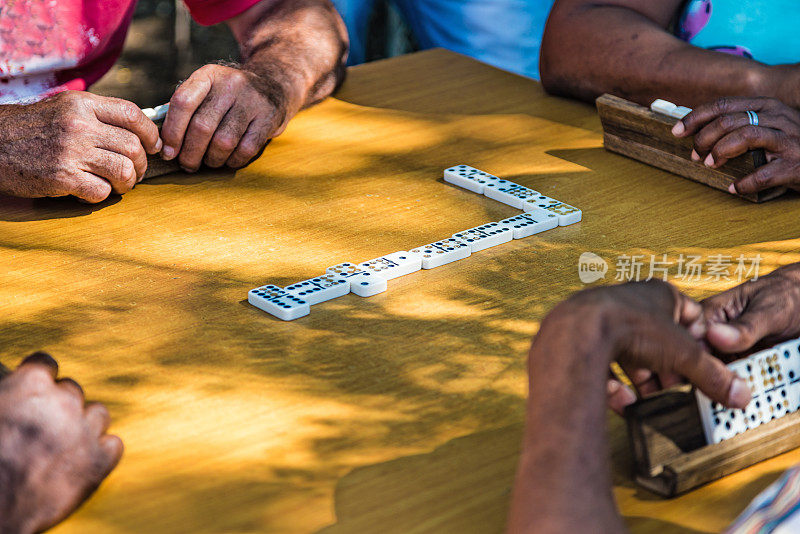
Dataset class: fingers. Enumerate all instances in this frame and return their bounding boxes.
[69,172,114,203]
[93,97,162,155]
[675,97,782,137]
[18,351,59,377]
[732,159,800,195]
[703,126,786,168]
[82,149,137,194]
[85,403,111,437]
[160,69,214,162]
[227,121,271,169]
[177,89,237,171]
[56,377,85,403]
[98,434,124,474]
[607,379,637,416]
[203,106,250,168]
[620,319,750,409]
[692,113,797,159]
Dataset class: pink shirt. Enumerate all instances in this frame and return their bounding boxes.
[0,0,260,104]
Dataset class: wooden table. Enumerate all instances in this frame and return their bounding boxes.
[2,49,800,534]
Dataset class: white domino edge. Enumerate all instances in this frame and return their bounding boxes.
[650,99,677,116]
[248,285,310,321]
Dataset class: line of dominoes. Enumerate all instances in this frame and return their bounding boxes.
[696,338,800,444]
[247,165,582,320]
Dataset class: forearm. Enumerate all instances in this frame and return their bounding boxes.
[540,5,787,107]
[508,312,627,534]
[229,0,348,115]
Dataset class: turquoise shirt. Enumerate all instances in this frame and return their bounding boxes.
[677,0,800,64]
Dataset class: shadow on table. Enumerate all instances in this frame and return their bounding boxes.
[0,167,236,222]
[316,423,521,534]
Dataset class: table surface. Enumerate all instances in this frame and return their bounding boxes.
[2,48,800,534]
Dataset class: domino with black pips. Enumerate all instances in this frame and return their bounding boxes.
[410,238,471,269]
[484,182,540,209]
[500,212,559,239]
[443,165,501,194]
[522,193,582,226]
[285,274,350,305]
[452,222,514,252]
[358,251,422,280]
[248,284,310,321]
[326,262,388,297]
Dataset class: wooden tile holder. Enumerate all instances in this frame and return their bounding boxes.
[143,116,181,180]
[596,93,783,203]
[625,386,800,497]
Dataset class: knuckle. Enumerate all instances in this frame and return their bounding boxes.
[212,133,238,153]
[191,118,216,136]
[713,97,733,115]
[753,171,772,188]
[60,115,90,133]
[719,114,737,130]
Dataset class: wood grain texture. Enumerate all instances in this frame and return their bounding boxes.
[0,49,800,534]
[597,94,783,203]
[625,388,800,497]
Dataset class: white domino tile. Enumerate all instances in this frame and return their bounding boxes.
[500,212,559,239]
[696,339,800,444]
[358,251,422,280]
[670,106,692,119]
[347,272,387,297]
[484,184,539,209]
[410,238,471,269]
[443,165,500,194]
[142,103,169,121]
[650,99,677,116]
[248,285,310,321]
[285,274,350,305]
[452,222,513,252]
[326,262,388,297]
[522,194,582,226]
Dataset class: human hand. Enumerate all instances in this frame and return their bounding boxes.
[672,96,800,195]
[160,64,292,172]
[0,91,162,203]
[539,281,750,415]
[0,352,123,534]
[701,263,800,354]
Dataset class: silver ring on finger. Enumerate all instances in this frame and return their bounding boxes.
[746,110,759,126]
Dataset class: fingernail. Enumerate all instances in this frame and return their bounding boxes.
[607,380,620,395]
[689,319,707,339]
[711,323,741,344]
[728,184,737,194]
[672,121,685,136]
[162,146,175,160]
[728,377,751,409]
[691,149,700,161]
[704,154,715,167]
[155,138,163,152]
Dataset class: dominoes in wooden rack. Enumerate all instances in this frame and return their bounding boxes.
[326,263,388,297]
[695,337,800,444]
[248,164,581,320]
[248,285,310,321]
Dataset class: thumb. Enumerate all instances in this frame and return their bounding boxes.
[706,310,771,354]
[618,320,751,409]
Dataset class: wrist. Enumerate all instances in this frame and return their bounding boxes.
[768,65,800,108]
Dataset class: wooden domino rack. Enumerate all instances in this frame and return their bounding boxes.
[143,114,181,180]
[625,386,800,497]
[596,93,783,203]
